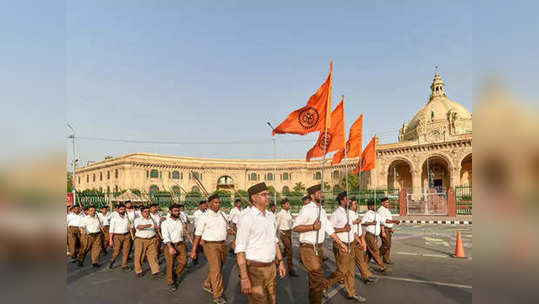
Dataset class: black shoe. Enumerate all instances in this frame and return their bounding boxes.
[168,284,178,292]
[193,258,199,265]
[289,271,299,277]
[71,257,78,263]
[108,261,114,269]
[122,266,132,272]
[367,277,379,283]
[384,260,394,265]
[152,272,165,279]
[136,272,144,278]
[213,297,227,304]
[92,263,100,268]
[77,261,83,267]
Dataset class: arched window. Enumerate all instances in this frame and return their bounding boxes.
[107,186,110,193]
[78,176,80,184]
[172,171,180,179]
[99,172,103,181]
[115,169,118,178]
[93,173,96,182]
[107,171,110,180]
[150,169,159,178]
[172,186,181,195]
[86,175,89,183]
[266,173,273,181]
[332,170,340,179]
[149,185,159,193]
[218,176,233,185]
[314,172,322,180]
[249,172,257,181]
[282,172,289,180]
[192,185,200,193]
[282,186,290,194]
[114,185,119,192]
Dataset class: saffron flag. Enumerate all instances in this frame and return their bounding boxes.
[272,62,332,136]
[353,135,376,174]
[306,99,345,161]
[332,114,363,165]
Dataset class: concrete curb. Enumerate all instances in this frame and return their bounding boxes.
[400,219,472,225]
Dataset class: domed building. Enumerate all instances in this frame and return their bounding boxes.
[368,71,472,201]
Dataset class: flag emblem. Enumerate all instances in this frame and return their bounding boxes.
[298,107,320,129]
[317,132,333,150]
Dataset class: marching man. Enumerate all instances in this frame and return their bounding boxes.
[161,204,189,292]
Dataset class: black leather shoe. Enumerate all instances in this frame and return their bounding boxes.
[289,271,299,277]
[384,260,394,265]
[168,284,178,292]
[108,261,114,269]
[77,261,83,267]
[136,272,144,278]
[92,263,100,268]
[122,266,132,272]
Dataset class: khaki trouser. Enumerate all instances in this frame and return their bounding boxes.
[279,230,294,273]
[247,263,277,304]
[299,243,325,304]
[101,226,110,250]
[202,241,227,299]
[67,226,82,257]
[365,232,385,271]
[352,242,373,280]
[164,242,188,285]
[379,228,393,262]
[326,241,355,297]
[111,233,132,267]
[134,237,160,274]
[78,233,102,264]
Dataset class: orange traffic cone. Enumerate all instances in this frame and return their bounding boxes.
[452,231,467,258]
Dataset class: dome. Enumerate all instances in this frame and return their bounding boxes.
[400,72,472,142]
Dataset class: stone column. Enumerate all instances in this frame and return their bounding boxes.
[411,169,422,200]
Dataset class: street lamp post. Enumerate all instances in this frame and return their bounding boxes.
[67,123,77,206]
[266,122,277,206]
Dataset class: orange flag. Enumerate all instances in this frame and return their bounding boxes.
[306,99,345,161]
[353,135,376,174]
[332,114,363,165]
[272,62,332,136]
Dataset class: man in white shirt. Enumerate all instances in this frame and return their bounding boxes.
[108,203,133,271]
[293,184,347,304]
[236,182,286,304]
[349,198,377,285]
[98,206,112,253]
[77,205,103,268]
[268,203,276,215]
[179,204,189,224]
[162,204,188,292]
[361,200,387,273]
[133,206,162,278]
[326,192,366,302]
[302,195,311,205]
[190,194,231,304]
[228,199,242,226]
[378,197,400,264]
[67,205,83,261]
[192,200,208,265]
[149,203,164,256]
[276,198,297,276]
[125,201,138,234]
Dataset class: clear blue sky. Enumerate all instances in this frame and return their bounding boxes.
[4,1,537,167]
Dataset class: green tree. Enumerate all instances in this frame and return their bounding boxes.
[340,173,359,192]
[293,182,306,192]
[67,171,73,192]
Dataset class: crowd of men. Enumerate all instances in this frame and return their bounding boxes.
[67,183,399,304]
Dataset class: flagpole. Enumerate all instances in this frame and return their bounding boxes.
[314,61,332,256]
[342,96,351,253]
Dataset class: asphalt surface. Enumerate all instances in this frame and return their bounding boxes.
[67,224,472,303]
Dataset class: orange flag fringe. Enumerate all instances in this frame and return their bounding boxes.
[272,62,332,136]
[332,114,363,165]
[353,135,376,174]
[306,99,345,161]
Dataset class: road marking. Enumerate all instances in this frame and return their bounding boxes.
[372,275,472,289]
[397,251,449,258]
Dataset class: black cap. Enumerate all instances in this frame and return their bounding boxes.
[307,184,322,195]
[248,182,268,197]
[207,193,220,202]
[336,191,347,203]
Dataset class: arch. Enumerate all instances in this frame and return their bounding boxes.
[421,155,451,193]
[387,159,413,193]
[149,185,159,193]
[172,171,180,179]
[282,186,290,194]
[266,172,274,181]
[191,185,200,193]
[172,185,181,195]
[383,156,416,174]
[249,172,257,181]
[460,153,472,186]
[218,175,234,185]
[282,172,290,180]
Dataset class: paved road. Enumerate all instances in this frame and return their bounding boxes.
[67,224,472,303]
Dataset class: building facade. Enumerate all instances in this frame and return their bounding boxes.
[75,72,472,199]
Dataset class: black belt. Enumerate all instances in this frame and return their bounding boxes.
[172,241,184,245]
[136,236,156,240]
[366,232,379,236]
[300,242,323,247]
[114,232,130,235]
[87,232,100,236]
[203,240,225,244]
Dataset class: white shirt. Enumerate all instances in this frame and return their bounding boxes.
[150,212,162,226]
[350,210,362,238]
[179,211,188,224]
[329,206,355,243]
[98,212,112,226]
[67,212,84,227]
[135,210,142,218]
[276,209,293,231]
[228,207,242,225]
[126,209,138,224]
[194,209,228,241]
[80,214,101,234]
[161,216,184,244]
[110,213,130,234]
[235,207,278,263]
[193,209,205,226]
[293,202,335,245]
[134,217,157,238]
[377,205,393,228]
[361,210,381,235]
